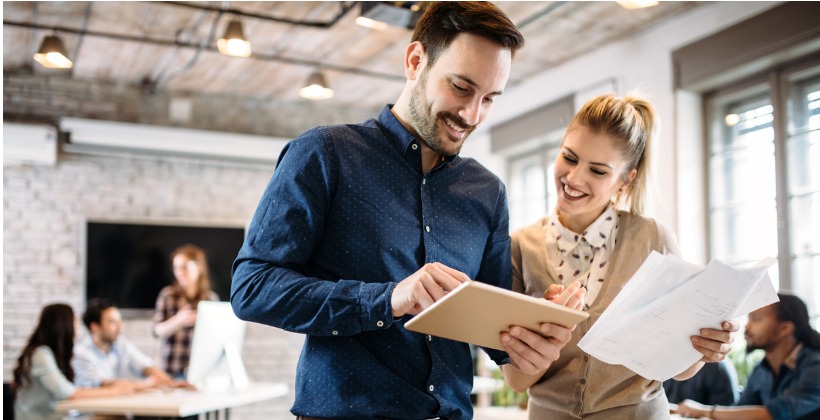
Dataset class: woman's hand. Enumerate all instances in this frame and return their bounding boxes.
[692,321,739,362]
[544,280,586,310]
[172,305,197,329]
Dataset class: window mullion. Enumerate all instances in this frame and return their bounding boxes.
[771,70,793,290]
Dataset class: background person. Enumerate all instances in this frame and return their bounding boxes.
[664,359,739,406]
[231,3,576,419]
[674,293,820,419]
[153,244,218,378]
[13,303,134,420]
[74,298,181,390]
[500,94,739,419]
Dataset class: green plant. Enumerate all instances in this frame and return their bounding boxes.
[727,344,765,389]
[489,369,529,408]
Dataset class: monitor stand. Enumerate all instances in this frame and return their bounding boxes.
[223,342,249,390]
[199,343,249,392]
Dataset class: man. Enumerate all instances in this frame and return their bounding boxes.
[231,3,576,419]
[674,293,820,420]
[73,299,179,390]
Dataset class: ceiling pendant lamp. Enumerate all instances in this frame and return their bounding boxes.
[299,71,334,100]
[616,0,659,9]
[217,19,251,57]
[33,34,73,69]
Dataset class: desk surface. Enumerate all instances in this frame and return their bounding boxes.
[56,382,288,417]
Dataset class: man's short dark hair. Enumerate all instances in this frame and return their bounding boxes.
[412,2,525,68]
[83,298,116,330]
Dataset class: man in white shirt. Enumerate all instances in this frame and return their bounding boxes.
[73,299,180,389]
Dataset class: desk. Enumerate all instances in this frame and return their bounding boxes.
[56,382,288,418]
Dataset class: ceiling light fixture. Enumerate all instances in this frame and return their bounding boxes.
[616,0,659,10]
[33,34,73,68]
[299,71,334,100]
[355,2,425,30]
[217,19,251,57]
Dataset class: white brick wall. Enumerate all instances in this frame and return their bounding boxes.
[3,152,305,419]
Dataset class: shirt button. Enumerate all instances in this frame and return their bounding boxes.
[332,331,339,336]
[581,378,587,384]
[376,320,384,327]
[425,226,431,232]
[411,143,418,150]
[583,356,589,362]
[427,335,432,341]
[584,256,590,261]
[429,385,435,392]
[422,178,426,185]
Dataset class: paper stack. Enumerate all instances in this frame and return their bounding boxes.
[578,251,778,381]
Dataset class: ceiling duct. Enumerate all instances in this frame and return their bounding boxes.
[358,2,425,30]
[59,118,286,164]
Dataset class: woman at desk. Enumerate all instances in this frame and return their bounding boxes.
[153,244,218,378]
[13,303,135,420]
[500,94,738,419]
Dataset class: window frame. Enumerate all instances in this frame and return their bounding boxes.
[704,54,820,305]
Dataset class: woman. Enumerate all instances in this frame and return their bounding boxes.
[13,303,134,420]
[500,94,737,419]
[153,244,219,378]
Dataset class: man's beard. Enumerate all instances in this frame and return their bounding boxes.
[745,334,764,353]
[745,343,760,353]
[407,70,473,157]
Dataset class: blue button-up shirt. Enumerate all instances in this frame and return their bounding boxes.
[72,335,155,388]
[737,344,820,420]
[232,105,511,420]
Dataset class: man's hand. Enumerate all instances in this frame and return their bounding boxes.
[499,281,585,376]
[144,366,175,387]
[391,263,470,317]
[692,321,739,362]
[672,399,712,418]
[105,380,137,394]
[500,324,574,375]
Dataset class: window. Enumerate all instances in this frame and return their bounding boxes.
[707,59,820,327]
[507,147,559,232]
[786,69,820,320]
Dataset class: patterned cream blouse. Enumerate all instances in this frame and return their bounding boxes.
[547,203,620,307]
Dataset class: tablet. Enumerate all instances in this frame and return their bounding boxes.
[404,280,589,350]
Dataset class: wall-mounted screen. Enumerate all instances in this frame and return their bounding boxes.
[85,221,245,312]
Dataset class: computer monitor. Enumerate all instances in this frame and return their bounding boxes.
[186,301,249,391]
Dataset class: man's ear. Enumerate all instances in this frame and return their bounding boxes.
[780,320,795,338]
[404,41,426,81]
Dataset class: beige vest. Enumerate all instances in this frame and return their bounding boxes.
[511,212,680,419]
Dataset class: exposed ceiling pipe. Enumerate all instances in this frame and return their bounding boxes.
[3,19,405,82]
[517,1,574,29]
[162,1,358,29]
[68,1,94,73]
[153,10,224,87]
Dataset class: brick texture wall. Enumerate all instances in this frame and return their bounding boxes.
[3,72,379,139]
[3,153,306,419]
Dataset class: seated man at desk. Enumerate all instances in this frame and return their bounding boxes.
[73,299,180,390]
[673,293,820,420]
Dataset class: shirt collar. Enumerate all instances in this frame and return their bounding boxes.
[784,342,802,371]
[550,204,618,250]
[82,334,120,357]
[376,105,457,164]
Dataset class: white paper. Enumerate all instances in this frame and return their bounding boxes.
[578,252,778,381]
